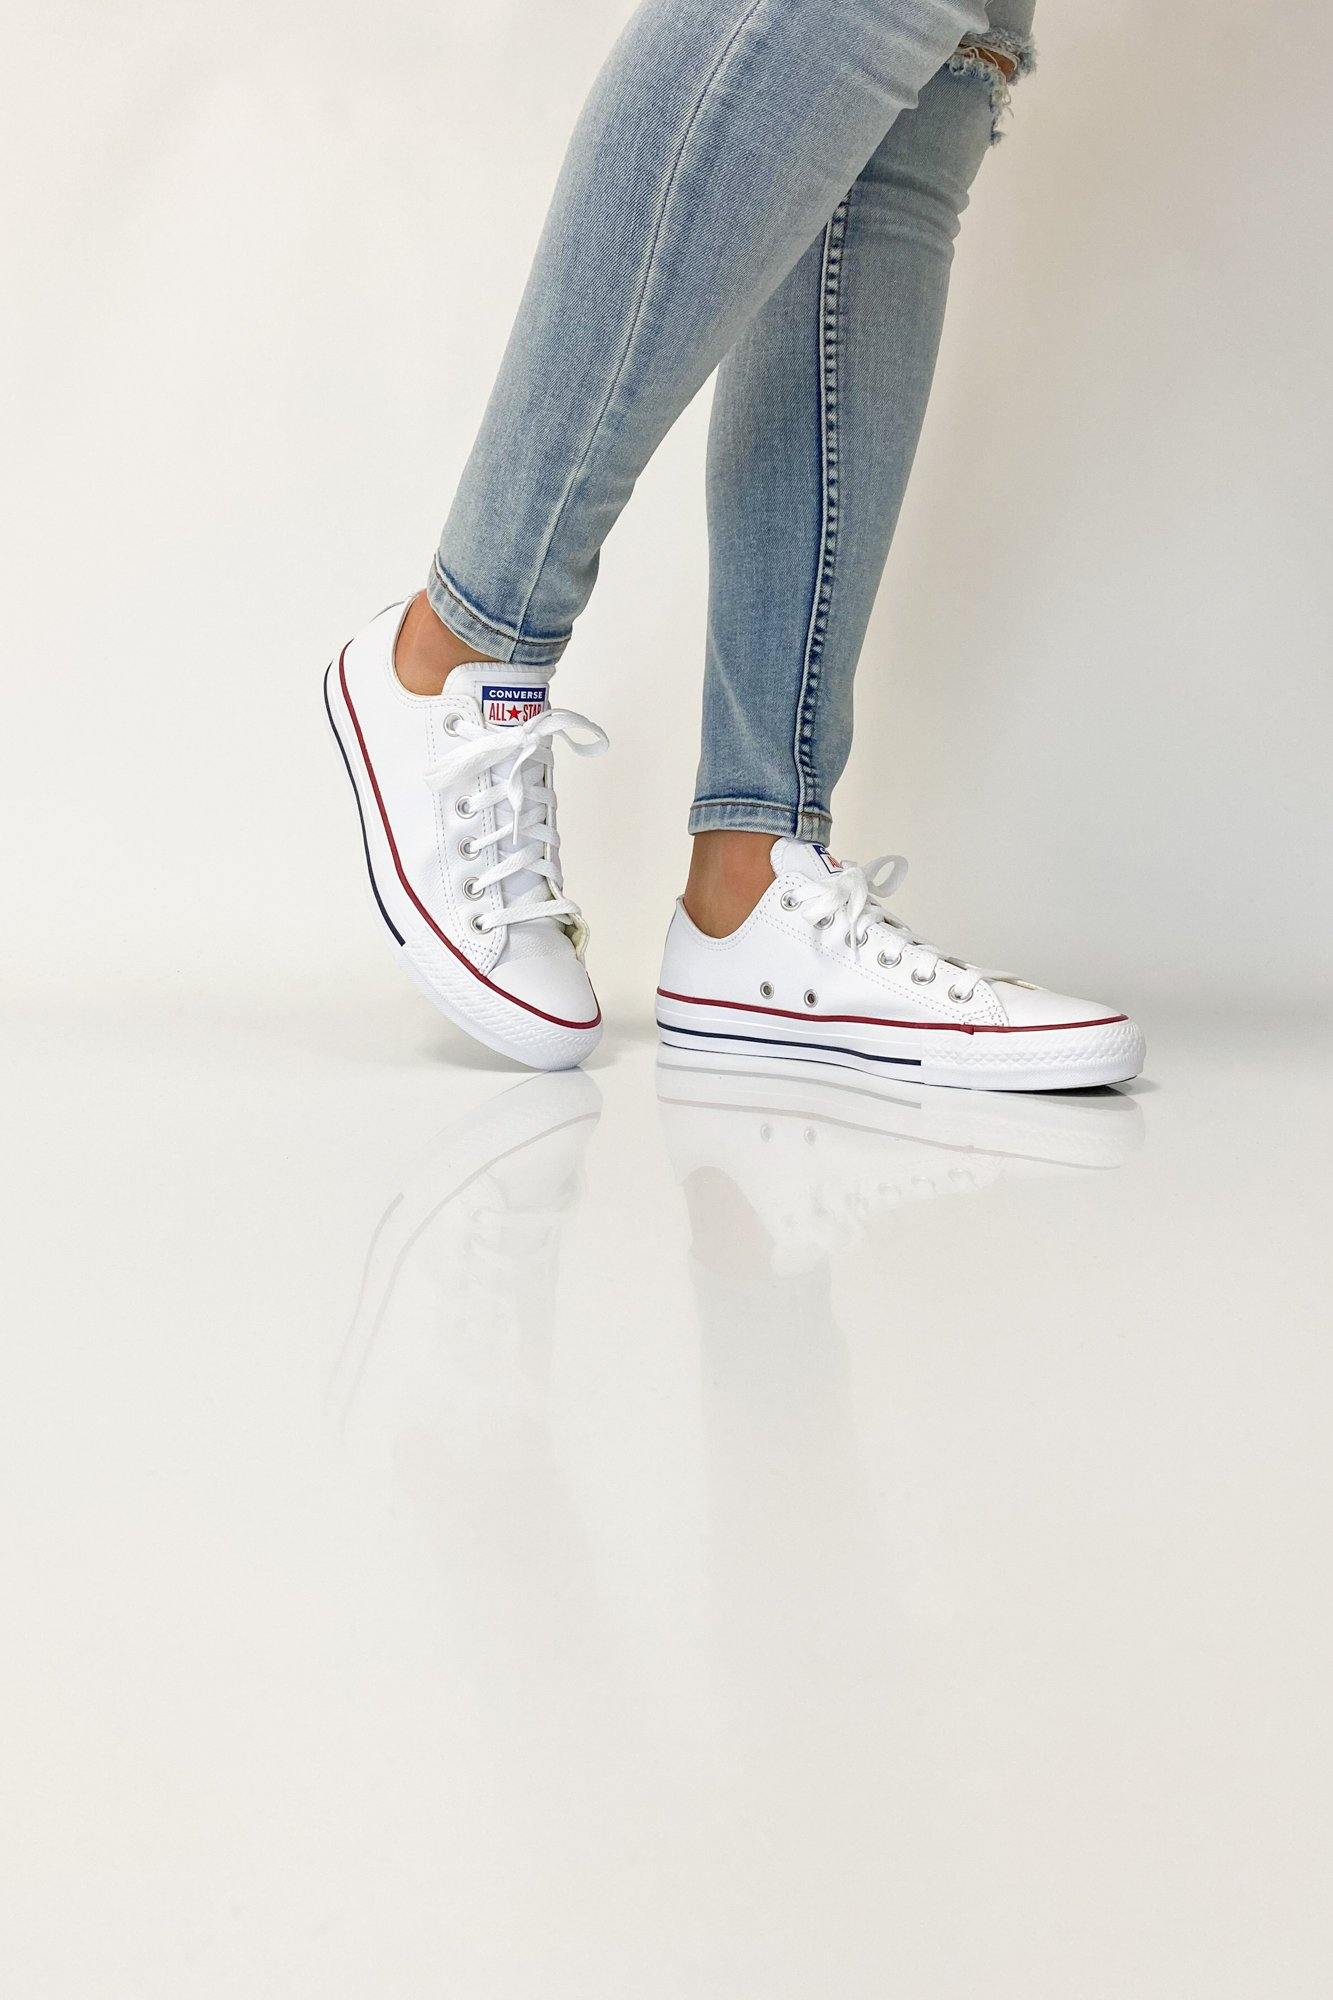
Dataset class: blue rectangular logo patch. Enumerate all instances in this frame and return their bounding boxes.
[480,683,547,727]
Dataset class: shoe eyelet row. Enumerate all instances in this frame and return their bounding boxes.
[755,962,965,1010]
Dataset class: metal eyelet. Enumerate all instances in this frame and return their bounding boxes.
[455,796,475,819]
[780,892,799,911]
[816,913,834,928]
[948,984,967,1003]
[463,877,483,899]
[878,949,902,969]
[911,966,936,984]
[443,712,464,736]
[459,838,478,859]
[469,914,488,935]
[804,989,818,1008]
[759,981,774,999]
[857,930,869,948]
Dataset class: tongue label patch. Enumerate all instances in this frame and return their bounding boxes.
[481,683,547,727]
[811,843,843,873]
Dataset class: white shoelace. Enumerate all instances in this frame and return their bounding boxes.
[785,854,982,1002]
[424,705,607,937]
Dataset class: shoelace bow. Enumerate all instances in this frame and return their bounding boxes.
[791,854,983,1002]
[424,705,607,935]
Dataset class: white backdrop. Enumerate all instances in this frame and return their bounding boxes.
[4,0,1330,1027]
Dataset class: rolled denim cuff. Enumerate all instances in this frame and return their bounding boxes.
[428,555,571,668]
[688,795,832,843]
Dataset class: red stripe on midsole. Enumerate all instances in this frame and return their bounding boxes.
[656,987,1126,1036]
[337,648,600,1032]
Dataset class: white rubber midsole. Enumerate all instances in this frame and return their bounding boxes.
[655,993,1145,1092]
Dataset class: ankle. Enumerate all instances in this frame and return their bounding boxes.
[682,831,776,938]
[394,589,492,696]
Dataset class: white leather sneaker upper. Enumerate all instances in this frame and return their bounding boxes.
[330,601,605,1067]
[662,839,1125,1031]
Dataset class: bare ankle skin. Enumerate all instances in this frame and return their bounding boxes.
[683,830,777,938]
[394,588,492,696]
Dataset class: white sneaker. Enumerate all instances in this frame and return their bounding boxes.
[325,600,606,1070]
[656,839,1146,1092]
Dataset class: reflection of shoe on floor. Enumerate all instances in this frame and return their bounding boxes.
[328,1071,602,1445]
[329,1071,615,1720]
[656,1051,1144,1269]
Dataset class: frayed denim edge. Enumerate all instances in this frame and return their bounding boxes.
[948,31,1036,144]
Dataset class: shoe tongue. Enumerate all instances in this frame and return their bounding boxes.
[444,662,550,728]
[769,837,845,884]
[443,664,559,943]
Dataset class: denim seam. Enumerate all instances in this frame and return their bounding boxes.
[692,792,798,811]
[688,797,833,838]
[791,195,848,832]
[507,0,768,650]
[430,555,570,661]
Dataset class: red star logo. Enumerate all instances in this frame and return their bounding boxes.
[508,705,522,720]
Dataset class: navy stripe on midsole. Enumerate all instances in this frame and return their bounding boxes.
[656,1017,922,1068]
[324,663,405,946]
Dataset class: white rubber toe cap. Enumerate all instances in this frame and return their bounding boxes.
[488,947,603,1070]
[986,979,1129,1030]
[491,947,599,1026]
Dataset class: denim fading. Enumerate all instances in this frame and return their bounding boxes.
[430,0,1036,841]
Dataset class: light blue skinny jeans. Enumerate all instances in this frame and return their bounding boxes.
[429,0,1037,842]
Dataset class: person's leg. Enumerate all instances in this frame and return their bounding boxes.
[686,7,1036,933]
[332,0,1050,1075]
[399,0,994,691]
[652,3,1139,1091]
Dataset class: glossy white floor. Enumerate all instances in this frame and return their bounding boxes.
[4,994,1329,1998]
